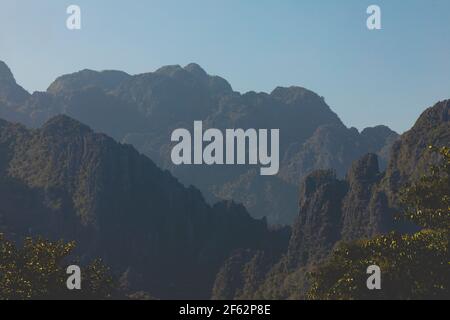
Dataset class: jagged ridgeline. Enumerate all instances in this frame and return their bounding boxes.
[212,100,449,300]
[0,115,290,299]
[1,60,447,300]
[0,61,398,225]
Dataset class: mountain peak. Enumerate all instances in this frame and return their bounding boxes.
[414,99,449,130]
[271,85,308,94]
[153,63,233,95]
[42,114,92,136]
[184,63,208,79]
[347,153,380,183]
[47,69,130,95]
[361,125,398,137]
[385,99,449,193]
[300,170,338,199]
[0,61,30,104]
[155,64,185,76]
[270,86,324,105]
[0,61,16,84]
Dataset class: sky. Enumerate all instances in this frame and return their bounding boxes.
[1,0,449,133]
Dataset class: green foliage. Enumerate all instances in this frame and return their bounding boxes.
[400,146,450,230]
[0,235,116,300]
[308,146,450,300]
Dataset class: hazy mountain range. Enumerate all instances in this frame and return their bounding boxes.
[212,99,449,299]
[0,60,448,299]
[0,61,398,225]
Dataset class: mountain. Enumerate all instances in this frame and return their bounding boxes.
[0,61,31,124]
[47,69,131,95]
[0,61,29,105]
[279,124,398,184]
[384,99,450,200]
[212,99,449,299]
[0,115,289,299]
[0,60,446,300]
[0,61,398,225]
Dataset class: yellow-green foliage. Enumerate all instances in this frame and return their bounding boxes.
[0,235,115,300]
[308,146,450,300]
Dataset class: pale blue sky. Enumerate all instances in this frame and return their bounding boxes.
[1,0,449,133]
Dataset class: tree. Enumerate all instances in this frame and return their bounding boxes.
[0,235,116,300]
[307,146,449,300]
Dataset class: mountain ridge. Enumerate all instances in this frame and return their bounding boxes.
[211,99,449,299]
[0,60,398,224]
[0,114,290,299]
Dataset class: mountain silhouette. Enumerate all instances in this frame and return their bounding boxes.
[0,114,289,299]
[0,61,398,224]
[0,60,447,299]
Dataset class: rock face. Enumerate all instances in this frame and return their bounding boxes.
[0,115,288,299]
[285,153,391,267]
[287,170,347,267]
[0,61,29,105]
[279,124,398,185]
[340,153,391,241]
[0,61,30,124]
[0,61,398,225]
[212,99,449,299]
[385,100,450,199]
[287,100,449,268]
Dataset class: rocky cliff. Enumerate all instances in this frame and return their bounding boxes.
[212,99,449,299]
[0,115,289,299]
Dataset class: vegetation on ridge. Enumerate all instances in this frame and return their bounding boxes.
[308,146,449,299]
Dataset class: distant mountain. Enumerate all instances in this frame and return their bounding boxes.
[279,124,398,185]
[0,61,30,124]
[0,61,398,224]
[47,69,131,95]
[212,99,449,299]
[0,61,29,104]
[0,115,289,299]
[0,60,446,300]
